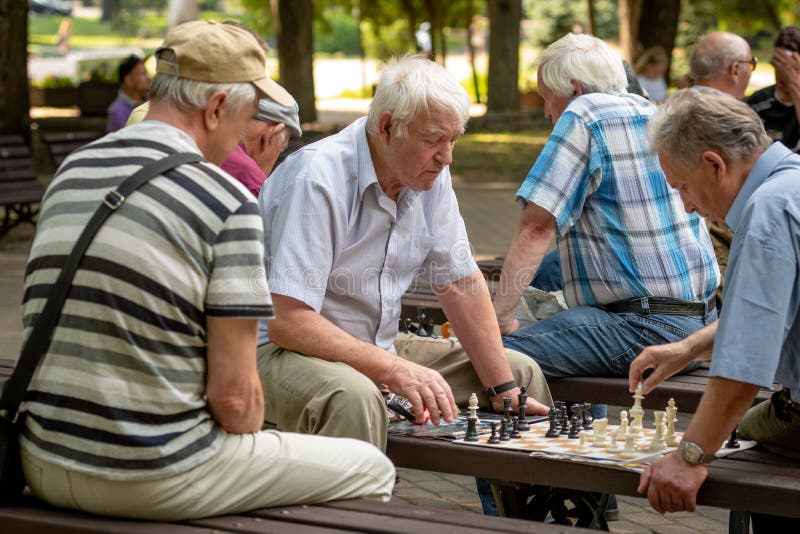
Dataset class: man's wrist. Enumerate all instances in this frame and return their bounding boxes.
[486,380,517,399]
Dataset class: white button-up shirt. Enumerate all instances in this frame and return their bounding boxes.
[258,117,478,351]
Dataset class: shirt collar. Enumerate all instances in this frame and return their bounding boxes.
[356,118,379,200]
[726,142,793,231]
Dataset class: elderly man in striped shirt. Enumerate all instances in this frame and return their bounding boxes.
[494,33,720,417]
[257,56,553,451]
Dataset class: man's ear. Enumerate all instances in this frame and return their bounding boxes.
[204,91,228,131]
[570,79,584,97]
[701,150,727,182]
[377,111,393,142]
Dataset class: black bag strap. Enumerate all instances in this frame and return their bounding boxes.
[0,151,203,420]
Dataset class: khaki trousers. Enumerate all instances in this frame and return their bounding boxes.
[739,389,800,459]
[22,430,394,521]
[257,333,552,451]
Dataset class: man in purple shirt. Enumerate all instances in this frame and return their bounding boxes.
[106,55,150,133]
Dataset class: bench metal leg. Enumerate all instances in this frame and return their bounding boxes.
[728,510,750,534]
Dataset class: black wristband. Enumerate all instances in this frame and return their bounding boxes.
[486,380,517,398]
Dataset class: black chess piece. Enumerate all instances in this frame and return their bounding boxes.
[426,320,436,338]
[509,416,521,439]
[559,406,569,435]
[517,386,530,432]
[545,408,560,438]
[488,422,500,444]
[568,414,581,439]
[499,419,510,441]
[581,401,593,430]
[401,317,412,333]
[725,426,740,449]
[464,416,479,442]
[502,396,513,425]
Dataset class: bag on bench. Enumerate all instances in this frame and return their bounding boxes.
[0,152,201,505]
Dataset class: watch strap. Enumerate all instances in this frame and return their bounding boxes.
[486,380,517,398]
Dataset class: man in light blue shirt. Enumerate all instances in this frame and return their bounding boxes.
[631,89,800,529]
[257,57,552,451]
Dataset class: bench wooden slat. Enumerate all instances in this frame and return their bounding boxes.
[187,513,347,533]
[0,505,203,533]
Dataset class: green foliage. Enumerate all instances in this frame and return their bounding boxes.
[314,8,360,55]
[360,18,414,61]
[78,58,121,84]
[524,0,619,45]
[31,76,76,89]
[460,69,488,101]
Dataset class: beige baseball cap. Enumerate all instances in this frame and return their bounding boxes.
[155,20,294,107]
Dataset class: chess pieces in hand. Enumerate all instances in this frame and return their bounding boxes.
[630,382,645,435]
[665,398,678,447]
[725,426,740,449]
[464,415,479,442]
[517,386,530,432]
[488,422,500,444]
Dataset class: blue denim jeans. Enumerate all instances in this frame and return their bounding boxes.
[502,305,716,379]
[530,249,562,292]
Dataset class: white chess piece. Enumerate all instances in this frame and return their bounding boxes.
[650,411,667,451]
[665,400,678,446]
[592,418,608,447]
[622,429,638,458]
[619,410,629,434]
[576,432,590,454]
[468,392,479,421]
[630,383,645,435]
[607,430,623,453]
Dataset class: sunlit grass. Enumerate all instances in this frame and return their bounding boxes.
[451,129,551,184]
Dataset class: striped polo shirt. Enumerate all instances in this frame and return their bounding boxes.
[19,121,274,480]
[517,92,719,307]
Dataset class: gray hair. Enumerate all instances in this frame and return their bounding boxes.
[648,88,771,169]
[538,33,627,96]
[689,32,749,82]
[149,49,257,114]
[367,56,469,138]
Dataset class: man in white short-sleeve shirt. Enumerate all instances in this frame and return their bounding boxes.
[257,57,552,450]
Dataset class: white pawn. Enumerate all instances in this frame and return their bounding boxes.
[650,410,667,451]
[618,410,629,436]
[576,432,591,454]
[607,430,623,453]
[622,429,638,458]
[468,392,479,421]
[592,418,608,447]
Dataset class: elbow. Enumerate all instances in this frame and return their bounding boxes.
[266,316,291,348]
[207,388,263,434]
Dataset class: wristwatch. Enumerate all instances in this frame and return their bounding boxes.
[486,380,517,398]
[678,439,715,465]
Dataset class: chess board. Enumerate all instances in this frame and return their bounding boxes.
[453,420,753,471]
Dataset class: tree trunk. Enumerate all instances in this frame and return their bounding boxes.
[0,0,29,138]
[636,0,680,81]
[466,0,480,103]
[168,0,199,29]
[586,0,597,35]
[399,0,419,51]
[487,0,521,112]
[102,0,119,23]
[276,0,316,123]
[618,0,642,62]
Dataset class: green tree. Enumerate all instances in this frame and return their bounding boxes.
[487,0,521,112]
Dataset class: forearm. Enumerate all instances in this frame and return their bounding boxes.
[435,272,514,387]
[494,203,557,324]
[268,295,396,384]
[678,320,718,362]
[682,377,760,455]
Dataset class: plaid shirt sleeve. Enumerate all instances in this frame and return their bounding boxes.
[515,110,602,233]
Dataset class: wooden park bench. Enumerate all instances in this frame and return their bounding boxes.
[0,358,588,534]
[40,130,103,169]
[0,135,45,237]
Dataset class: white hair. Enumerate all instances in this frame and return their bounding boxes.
[367,56,469,138]
[538,33,627,97]
[649,88,771,169]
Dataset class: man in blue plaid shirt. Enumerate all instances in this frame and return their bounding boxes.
[494,34,720,402]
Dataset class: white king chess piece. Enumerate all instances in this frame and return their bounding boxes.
[630,382,645,435]
[665,398,678,447]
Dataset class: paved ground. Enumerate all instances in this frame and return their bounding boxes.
[0,114,736,532]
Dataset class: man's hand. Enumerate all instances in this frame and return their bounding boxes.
[380,358,458,426]
[497,316,520,335]
[490,387,550,415]
[628,340,693,395]
[638,451,708,513]
[773,48,800,103]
